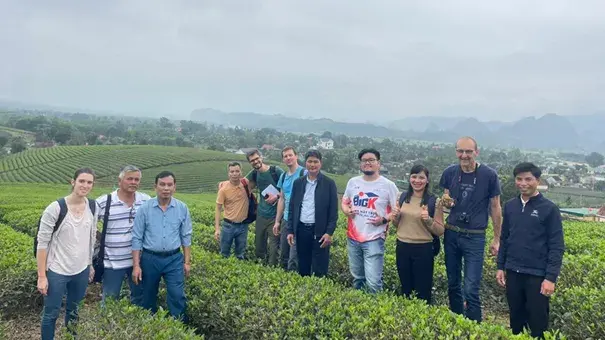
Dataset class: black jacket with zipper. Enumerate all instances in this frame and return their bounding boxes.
[286,172,338,237]
[496,193,565,282]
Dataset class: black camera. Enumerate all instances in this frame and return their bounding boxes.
[457,212,470,224]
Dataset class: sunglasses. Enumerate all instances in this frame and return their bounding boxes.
[128,206,135,224]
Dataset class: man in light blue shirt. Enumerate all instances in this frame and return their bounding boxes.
[273,146,306,271]
[132,171,192,322]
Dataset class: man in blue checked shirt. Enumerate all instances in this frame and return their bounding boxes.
[132,171,192,322]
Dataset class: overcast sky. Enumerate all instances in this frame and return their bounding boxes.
[1,0,604,123]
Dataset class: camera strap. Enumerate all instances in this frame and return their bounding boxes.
[452,162,480,209]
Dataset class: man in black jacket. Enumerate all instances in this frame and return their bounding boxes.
[496,162,565,339]
[286,150,338,277]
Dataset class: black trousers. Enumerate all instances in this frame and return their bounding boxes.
[505,270,550,338]
[296,224,330,277]
[396,240,434,304]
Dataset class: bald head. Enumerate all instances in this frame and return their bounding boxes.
[456,136,478,151]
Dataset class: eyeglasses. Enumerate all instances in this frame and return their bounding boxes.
[456,149,475,155]
[361,159,378,164]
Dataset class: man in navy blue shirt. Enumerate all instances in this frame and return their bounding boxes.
[132,171,193,323]
[439,136,502,323]
[497,162,564,338]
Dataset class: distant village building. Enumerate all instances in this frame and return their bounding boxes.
[261,144,275,151]
[545,175,563,187]
[537,178,549,192]
[235,147,258,155]
[317,138,334,150]
[560,207,605,223]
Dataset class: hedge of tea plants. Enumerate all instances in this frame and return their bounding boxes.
[0,215,539,339]
[65,299,203,340]
[1,185,603,338]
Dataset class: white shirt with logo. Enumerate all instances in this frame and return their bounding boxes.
[343,176,399,242]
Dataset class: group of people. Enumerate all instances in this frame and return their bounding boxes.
[215,136,564,339]
[36,167,192,340]
[33,135,564,340]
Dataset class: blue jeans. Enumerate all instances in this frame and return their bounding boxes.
[443,229,486,322]
[220,221,249,259]
[140,250,187,322]
[102,266,144,306]
[41,267,89,340]
[347,238,385,293]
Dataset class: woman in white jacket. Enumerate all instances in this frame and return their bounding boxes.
[36,167,99,340]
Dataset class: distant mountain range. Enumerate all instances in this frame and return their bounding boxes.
[191,108,605,153]
[2,99,602,153]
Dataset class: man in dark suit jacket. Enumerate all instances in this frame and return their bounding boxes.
[286,150,338,277]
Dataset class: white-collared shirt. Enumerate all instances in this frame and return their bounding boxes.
[300,177,317,224]
[96,190,151,269]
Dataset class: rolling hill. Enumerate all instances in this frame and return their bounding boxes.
[0,145,352,193]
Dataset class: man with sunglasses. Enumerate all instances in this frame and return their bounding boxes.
[438,136,502,323]
[95,165,151,305]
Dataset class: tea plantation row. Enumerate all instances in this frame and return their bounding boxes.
[0,145,353,193]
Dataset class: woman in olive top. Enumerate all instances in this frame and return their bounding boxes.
[393,164,445,304]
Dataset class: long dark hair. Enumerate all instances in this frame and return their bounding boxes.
[73,167,96,181]
[404,164,431,206]
[70,167,96,192]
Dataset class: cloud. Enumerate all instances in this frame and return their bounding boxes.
[1,0,604,122]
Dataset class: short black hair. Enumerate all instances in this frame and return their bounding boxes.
[305,150,322,161]
[513,162,542,179]
[245,149,261,161]
[358,148,380,161]
[228,161,241,169]
[155,170,176,184]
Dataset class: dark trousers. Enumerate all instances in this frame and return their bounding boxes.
[296,223,329,277]
[279,218,298,271]
[140,250,187,322]
[396,240,434,304]
[255,215,280,266]
[505,270,550,338]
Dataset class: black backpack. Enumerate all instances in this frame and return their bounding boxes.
[33,198,97,257]
[241,178,258,224]
[252,165,280,185]
[398,191,441,257]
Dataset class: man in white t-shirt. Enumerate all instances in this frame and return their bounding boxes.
[96,165,151,305]
[341,149,399,293]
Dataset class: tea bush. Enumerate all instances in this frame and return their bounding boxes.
[191,222,604,339]
[186,247,539,340]
[65,299,203,340]
[0,224,39,317]
[1,185,603,339]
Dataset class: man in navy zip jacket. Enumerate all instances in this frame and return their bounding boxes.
[496,162,565,339]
